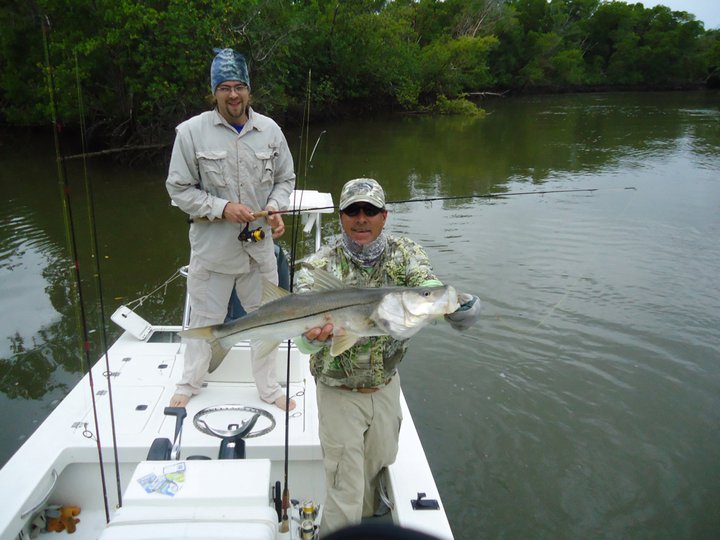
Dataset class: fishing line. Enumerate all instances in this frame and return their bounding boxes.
[189,187,633,225]
[387,186,636,206]
[42,16,111,522]
[221,186,637,219]
[532,188,639,330]
[74,52,123,507]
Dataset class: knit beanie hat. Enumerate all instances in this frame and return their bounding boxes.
[210,48,250,93]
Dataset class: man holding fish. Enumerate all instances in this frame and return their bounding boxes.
[178,177,480,534]
[296,178,481,535]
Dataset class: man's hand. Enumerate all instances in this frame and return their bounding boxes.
[444,293,481,331]
[266,206,285,239]
[222,202,255,223]
[304,323,334,343]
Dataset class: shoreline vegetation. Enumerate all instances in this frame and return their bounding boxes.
[1,0,718,152]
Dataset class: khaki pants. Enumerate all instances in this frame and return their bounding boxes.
[317,376,402,535]
[177,254,283,404]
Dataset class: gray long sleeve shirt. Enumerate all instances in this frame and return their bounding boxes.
[166,107,295,274]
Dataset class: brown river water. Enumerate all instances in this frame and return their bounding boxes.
[1,91,719,539]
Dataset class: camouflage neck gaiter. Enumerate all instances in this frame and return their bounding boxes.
[342,231,387,267]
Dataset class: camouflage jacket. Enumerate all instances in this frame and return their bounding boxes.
[295,234,440,388]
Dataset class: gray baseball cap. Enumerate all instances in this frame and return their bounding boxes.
[339,178,386,210]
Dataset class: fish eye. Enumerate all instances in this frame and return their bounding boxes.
[422,290,430,297]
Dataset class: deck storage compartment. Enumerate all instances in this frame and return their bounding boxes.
[99,459,276,540]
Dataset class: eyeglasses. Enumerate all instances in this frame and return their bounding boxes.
[341,204,384,217]
[216,84,248,94]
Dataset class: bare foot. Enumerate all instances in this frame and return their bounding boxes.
[169,393,191,407]
[274,396,297,411]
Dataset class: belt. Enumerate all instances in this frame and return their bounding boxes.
[337,378,393,394]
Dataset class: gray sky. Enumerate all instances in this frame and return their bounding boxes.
[636,0,720,29]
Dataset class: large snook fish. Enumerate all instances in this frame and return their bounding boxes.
[179,269,460,372]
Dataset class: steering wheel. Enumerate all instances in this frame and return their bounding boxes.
[193,404,276,439]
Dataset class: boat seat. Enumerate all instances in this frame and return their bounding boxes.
[99,459,276,540]
[146,438,172,460]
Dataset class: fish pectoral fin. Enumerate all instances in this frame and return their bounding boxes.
[373,300,418,340]
[261,279,291,305]
[253,339,283,360]
[374,308,426,340]
[329,332,360,356]
[306,266,346,291]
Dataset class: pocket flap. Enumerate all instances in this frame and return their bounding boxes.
[196,150,227,160]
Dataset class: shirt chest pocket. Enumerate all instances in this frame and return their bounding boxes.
[196,150,227,187]
[254,150,277,185]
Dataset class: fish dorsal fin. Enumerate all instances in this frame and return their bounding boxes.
[261,279,291,305]
[330,332,360,356]
[307,266,346,291]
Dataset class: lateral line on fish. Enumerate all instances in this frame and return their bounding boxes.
[216,297,377,335]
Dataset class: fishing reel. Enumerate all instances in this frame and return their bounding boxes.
[238,223,265,243]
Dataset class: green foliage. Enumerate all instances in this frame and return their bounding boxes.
[0,0,716,143]
[429,94,487,116]
[318,2,421,109]
[421,35,499,99]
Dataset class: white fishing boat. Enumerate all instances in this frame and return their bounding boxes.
[0,191,453,540]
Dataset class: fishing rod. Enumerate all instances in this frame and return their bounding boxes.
[274,71,331,536]
[42,16,112,522]
[386,186,636,206]
[74,52,124,508]
[277,68,318,536]
[189,186,636,225]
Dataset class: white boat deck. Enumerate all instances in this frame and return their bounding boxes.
[0,327,453,539]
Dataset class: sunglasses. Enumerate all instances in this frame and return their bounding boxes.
[341,204,384,217]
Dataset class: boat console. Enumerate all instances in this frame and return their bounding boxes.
[99,406,283,540]
[99,459,278,540]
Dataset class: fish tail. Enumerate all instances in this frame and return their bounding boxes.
[178,326,215,340]
[208,340,232,373]
[178,326,231,373]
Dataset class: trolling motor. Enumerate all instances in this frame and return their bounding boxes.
[238,223,265,243]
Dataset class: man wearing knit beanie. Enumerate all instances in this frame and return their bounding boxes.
[166,48,296,411]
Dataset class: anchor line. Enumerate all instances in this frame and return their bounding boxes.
[73,52,123,507]
[123,269,184,310]
[42,16,111,522]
